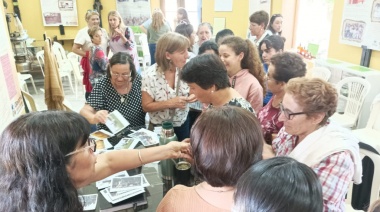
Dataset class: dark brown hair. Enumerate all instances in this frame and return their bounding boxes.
[221,36,266,95]
[191,106,263,187]
[106,52,137,82]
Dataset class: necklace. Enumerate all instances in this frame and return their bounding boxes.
[115,83,131,105]
[199,183,234,193]
[119,93,129,104]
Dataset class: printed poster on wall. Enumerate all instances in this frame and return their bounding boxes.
[40,0,79,26]
[340,0,380,51]
[116,0,151,26]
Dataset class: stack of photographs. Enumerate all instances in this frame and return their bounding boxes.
[128,129,159,147]
[78,194,98,211]
[99,174,150,204]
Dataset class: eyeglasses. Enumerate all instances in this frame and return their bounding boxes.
[110,72,131,78]
[279,103,309,120]
[65,138,97,157]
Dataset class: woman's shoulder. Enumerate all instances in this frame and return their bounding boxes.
[228,98,255,114]
[144,64,159,76]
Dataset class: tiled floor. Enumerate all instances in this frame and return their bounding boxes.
[24,69,86,113]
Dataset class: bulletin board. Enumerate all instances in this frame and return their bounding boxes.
[340,0,380,51]
[0,8,24,132]
[40,0,79,26]
[116,0,151,26]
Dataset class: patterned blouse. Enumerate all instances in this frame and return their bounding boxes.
[142,64,190,127]
[208,97,255,114]
[257,97,283,144]
[87,76,146,131]
[272,125,355,211]
[89,45,108,86]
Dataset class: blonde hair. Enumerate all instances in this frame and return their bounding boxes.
[85,10,99,22]
[87,25,101,39]
[107,10,127,37]
[285,77,338,125]
[155,32,189,72]
[151,10,164,32]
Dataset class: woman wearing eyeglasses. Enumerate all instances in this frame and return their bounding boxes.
[257,52,305,144]
[80,52,146,131]
[270,77,362,212]
[72,10,109,99]
[0,111,191,211]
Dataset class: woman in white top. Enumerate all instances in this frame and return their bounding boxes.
[142,32,196,141]
[192,22,213,55]
[72,10,109,99]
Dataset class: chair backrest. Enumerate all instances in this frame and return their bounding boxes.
[36,50,45,77]
[138,34,151,63]
[336,77,371,122]
[52,42,73,73]
[346,148,380,210]
[52,42,68,63]
[311,66,331,81]
[66,52,82,83]
[367,94,380,130]
[21,90,38,112]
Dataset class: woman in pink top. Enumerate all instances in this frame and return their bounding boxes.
[257,52,306,144]
[107,10,140,72]
[157,106,263,212]
[219,36,266,113]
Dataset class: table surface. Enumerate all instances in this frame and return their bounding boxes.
[81,162,175,212]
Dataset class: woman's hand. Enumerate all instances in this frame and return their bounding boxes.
[186,94,197,103]
[114,28,124,37]
[169,96,188,109]
[94,110,109,124]
[165,139,192,161]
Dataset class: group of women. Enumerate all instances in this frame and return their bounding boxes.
[0,7,364,212]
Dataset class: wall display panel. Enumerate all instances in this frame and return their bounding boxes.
[340,0,380,51]
[116,0,151,26]
[40,0,79,26]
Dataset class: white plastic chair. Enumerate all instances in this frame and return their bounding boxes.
[137,34,151,71]
[18,73,38,94]
[311,66,331,81]
[330,77,371,129]
[36,50,45,77]
[352,94,380,153]
[345,148,380,211]
[51,42,75,93]
[21,90,38,112]
[67,52,84,98]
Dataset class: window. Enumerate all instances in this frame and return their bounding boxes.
[164,0,200,30]
[294,0,335,58]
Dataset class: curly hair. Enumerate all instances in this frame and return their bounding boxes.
[191,106,263,187]
[270,52,306,83]
[0,111,91,211]
[221,36,266,95]
[285,77,338,125]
